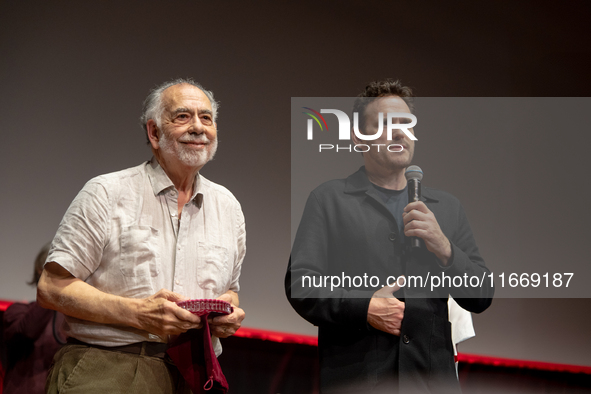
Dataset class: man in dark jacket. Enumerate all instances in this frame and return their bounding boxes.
[286,79,493,393]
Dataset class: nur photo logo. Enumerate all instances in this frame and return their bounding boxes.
[302,107,417,153]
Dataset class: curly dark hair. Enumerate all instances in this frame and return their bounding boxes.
[352,79,414,132]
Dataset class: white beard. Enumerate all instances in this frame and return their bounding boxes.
[159,131,218,168]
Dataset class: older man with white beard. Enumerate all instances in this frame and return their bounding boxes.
[37,79,246,393]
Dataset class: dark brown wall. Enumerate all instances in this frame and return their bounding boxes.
[1,0,590,366]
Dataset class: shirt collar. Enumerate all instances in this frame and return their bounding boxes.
[146,157,204,207]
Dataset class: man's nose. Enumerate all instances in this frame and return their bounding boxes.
[187,118,206,134]
[390,127,408,141]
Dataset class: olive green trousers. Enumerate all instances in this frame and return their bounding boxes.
[46,343,192,393]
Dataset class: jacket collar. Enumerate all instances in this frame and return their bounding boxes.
[344,166,439,202]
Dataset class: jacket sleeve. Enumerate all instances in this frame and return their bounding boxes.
[442,202,494,313]
[285,191,373,330]
[3,302,54,341]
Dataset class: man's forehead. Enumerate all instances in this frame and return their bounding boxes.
[162,84,212,110]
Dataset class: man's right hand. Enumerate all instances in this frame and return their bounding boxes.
[135,289,202,337]
[367,282,405,336]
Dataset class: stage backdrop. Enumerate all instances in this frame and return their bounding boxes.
[1,1,590,368]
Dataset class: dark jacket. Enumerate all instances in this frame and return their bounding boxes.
[3,302,66,394]
[286,167,493,393]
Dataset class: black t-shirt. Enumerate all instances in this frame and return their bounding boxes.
[372,183,408,242]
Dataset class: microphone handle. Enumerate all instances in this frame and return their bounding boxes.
[408,179,423,248]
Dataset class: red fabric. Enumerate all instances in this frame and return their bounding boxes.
[457,353,591,375]
[166,313,229,393]
[1,299,589,376]
[233,328,591,375]
[0,300,13,312]
[233,327,318,346]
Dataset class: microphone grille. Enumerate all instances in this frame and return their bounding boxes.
[405,165,423,181]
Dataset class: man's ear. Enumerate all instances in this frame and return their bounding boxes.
[351,128,361,145]
[147,119,160,150]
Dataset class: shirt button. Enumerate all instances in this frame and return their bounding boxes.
[177,246,181,250]
[402,335,410,344]
[389,233,397,242]
[175,280,180,285]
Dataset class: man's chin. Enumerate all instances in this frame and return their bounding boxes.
[177,153,206,168]
[386,156,413,170]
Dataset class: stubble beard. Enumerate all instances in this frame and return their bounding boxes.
[369,142,414,172]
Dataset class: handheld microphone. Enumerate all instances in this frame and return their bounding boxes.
[405,165,423,249]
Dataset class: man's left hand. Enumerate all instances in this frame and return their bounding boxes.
[208,292,245,338]
[403,201,452,266]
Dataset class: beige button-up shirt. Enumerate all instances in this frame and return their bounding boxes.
[47,158,246,350]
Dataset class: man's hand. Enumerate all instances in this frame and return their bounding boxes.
[403,201,452,266]
[208,291,245,338]
[135,289,202,338]
[367,282,405,336]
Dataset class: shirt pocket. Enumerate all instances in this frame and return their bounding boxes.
[197,242,230,294]
[119,225,161,277]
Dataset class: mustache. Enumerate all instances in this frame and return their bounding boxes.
[178,134,211,144]
[390,143,408,150]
